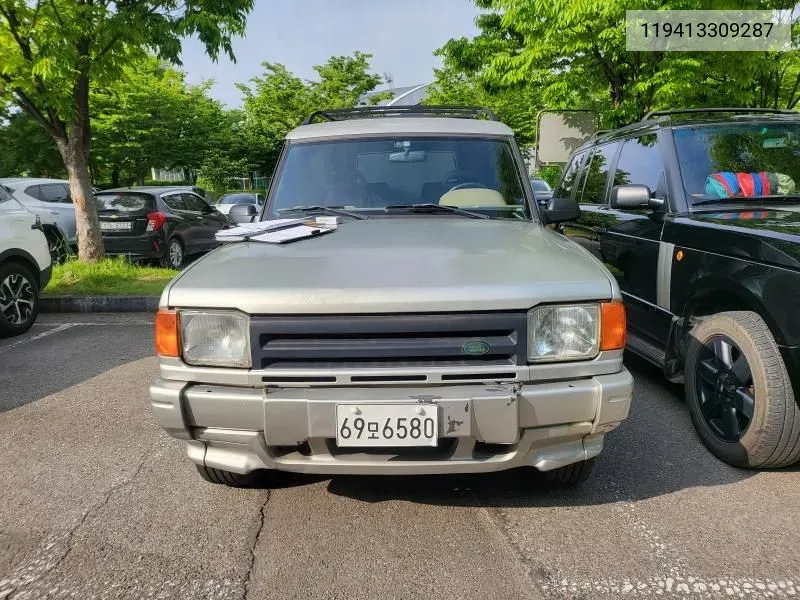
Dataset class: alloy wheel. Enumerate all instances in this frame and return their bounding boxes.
[694,334,755,443]
[0,272,35,325]
[169,241,183,268]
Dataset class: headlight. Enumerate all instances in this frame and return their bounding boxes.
[527,304,600,362]
[181,310,251,368]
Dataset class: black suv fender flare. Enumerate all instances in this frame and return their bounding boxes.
[665,277,785,381]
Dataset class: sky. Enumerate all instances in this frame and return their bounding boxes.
[178,0,481,108]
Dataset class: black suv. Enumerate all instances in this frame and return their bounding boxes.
[95,187,230,268]
[551,108,800,469]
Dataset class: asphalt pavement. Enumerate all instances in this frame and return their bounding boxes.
[1,315,798,600]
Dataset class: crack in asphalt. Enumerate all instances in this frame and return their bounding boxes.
[476,499,566,600]
[2,442,159,599]
[243,490,271,600]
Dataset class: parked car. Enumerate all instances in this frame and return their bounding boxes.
[0,185,51,336]
[530,177,554,205]
[214,192,265,215]
[551,107,800,469]
[0,177,76,262]
[149,105,633,488]
[174,185,214,205]
[95,186,230,269]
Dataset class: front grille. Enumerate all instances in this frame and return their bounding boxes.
[250,312,527,370]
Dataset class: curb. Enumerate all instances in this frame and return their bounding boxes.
[40,296,160,313]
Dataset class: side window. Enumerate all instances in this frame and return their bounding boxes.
[25,185,42,200]
[162,194,187,211]
[182,193,206,212]
[552,152,586,201]
[0,185,14,208]
[581,141,622,204]
[39,183,70,203]
[613,134,664,199]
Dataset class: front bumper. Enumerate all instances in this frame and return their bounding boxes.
[150,370,633,475]
[39,264,52,289]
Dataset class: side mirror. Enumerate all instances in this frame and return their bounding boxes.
[610,184,665,210]
[541,196,579,224]
[228,203,257,223]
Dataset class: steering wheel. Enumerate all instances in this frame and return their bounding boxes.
[449,181,489,191]
[441,169,488,193]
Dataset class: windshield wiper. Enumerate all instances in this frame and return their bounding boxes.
[692,195,800,207]
[276,205,367,220]
[383,203,489,219]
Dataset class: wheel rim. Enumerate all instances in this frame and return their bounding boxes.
[0,272,35,325]
[169,241,182,268]
[694,334,755,443]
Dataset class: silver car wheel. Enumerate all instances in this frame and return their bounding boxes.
[168,240,183,268]
[0,272,34,325]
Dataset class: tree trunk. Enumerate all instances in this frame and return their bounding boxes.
[57,138,104,262]
[57,71,105,263]
[111,168,120,188]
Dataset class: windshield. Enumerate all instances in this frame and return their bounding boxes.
[219,193,259,205]
[269,136,530,219]
[531,179,551,192]
[674,122,800,206]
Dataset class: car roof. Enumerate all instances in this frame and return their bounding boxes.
[286,117,514,141]
[0,177,68,185]
[578,112,800,152]
[98,186,198,195]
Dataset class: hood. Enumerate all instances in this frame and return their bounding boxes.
[165,218,616,314]
[675,206,800,271]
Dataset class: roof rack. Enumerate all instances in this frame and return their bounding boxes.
[643,107,797,120]
[300,105,500,125]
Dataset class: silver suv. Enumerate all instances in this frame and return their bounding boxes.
[149,106,633,487]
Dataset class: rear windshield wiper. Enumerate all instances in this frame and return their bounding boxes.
[277,205,367,220]
[383,203,489,219]
[692,195,800,207]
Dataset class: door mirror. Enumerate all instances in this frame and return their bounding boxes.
[610,184,664,210]
[228,203,257,223]
[541,196,579,224]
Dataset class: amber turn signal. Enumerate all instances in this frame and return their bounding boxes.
[155,309,180,357]
[600,301,626,351]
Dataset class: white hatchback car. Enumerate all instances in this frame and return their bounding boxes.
[0,186,52,336]
[0,177,76,260]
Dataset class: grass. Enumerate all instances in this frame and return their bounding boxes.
[43,258,178,297]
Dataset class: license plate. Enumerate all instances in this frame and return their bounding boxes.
[100,221,132,231]
[335,404,439,447]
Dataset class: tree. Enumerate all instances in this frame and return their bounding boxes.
[312,51,385,109]
[439,0,800,129]
[196,149,250,195]
[0,0,253,261]
[91,58,226,187]
[0,111,64,177]
[425,61,540,149]
[238,52,386,176]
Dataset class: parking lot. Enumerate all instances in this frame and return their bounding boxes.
[0,314,798,600]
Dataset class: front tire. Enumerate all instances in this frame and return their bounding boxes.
[195,465,261,487]
[542,457,596,486]
[686,311,800,468]
[0,262,40,337]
